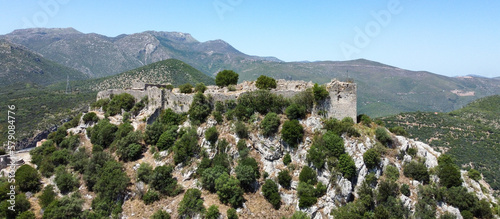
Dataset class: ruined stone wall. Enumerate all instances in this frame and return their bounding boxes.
[96,79,357,121]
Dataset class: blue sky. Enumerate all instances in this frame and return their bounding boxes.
[0,0,499,77]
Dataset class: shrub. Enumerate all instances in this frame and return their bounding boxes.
[468,169,481,181]
[401,184,410,196]
[384,165,400,182]
[15,164,41,192]
[376,180,399,203]
[255,75,277,89]
[277,170,292,189]
[297,182,318,208]
[437,155,462,188]
[363,148,380,169]
[39,185,56,208]
[42,194,83,219]
[50,148,71,166]
[236,165,257,192]
[142,189,160,205]
[201,165,227,192]
[195,82,207,93]
[205,205,220,219]
[215,173,244,207]
[237,90,288,115]
[160,108,182,125]
[407,147,418,157]
[339,154,356,179]
[48,126,67,146]
[179,83,193,93]
[213,110,223,123]
[323,131,345,157]
[291,89,314,112]
[178,189,205,218]
[282,120,304,147]
[375,128,392,146]
[137,162,153,183]
[151,210,171,219]
[156,125,178,151]
[312,83,329,102]
[205,126,219,145]
[119,143,143,161]
[357,114,372,126]
[403,161,429,184]
[151,165,181,196]
[165,84,174,91]
[93,161,130,201]
[234,121,248,138]
[261,112,280,136]
[107,93,136,116]
[389,126,408,136]
[173,128,199,164]
[90,119,117,148]
[286,103,307,120]
[290,211,309,219]
[55,168,79,194]
[239,157,260,178]
[283,153,292,166]
[262,179,281,209]
[299,166,317,185]
[83,112,99,123]
[227,208,238,219]
[215,70,239,87]
[16,211,35,219]
[188,92,212,124]
[59,134,80,150]
[237,139,249,158]
[307,143,326,169]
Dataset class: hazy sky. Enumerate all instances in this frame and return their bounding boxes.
[1,0,499,77]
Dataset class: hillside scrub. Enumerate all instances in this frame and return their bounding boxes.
[215,70,239,87]
[260,112,280,136]
[255,75,277,89]
[282,119,304,148]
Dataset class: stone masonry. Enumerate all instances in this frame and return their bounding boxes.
[96,79,357,121]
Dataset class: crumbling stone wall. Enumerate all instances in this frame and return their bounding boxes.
[96,79,357,121]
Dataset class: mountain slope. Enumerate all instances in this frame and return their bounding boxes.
[382,95,500,190]
[0,39,88,86]
[3,28,500,117]
[76,59,215,91]
[3,28,279,78]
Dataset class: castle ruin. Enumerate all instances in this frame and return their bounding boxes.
[96,79,357,121]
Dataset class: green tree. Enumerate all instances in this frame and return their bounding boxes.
[282,120,304,147]
[468,169,481,181]
[403,161,430,184]
[179,83,194,93]
[178,188,205,218]
[150,210,171,219]
[156,125,178,151]
[89,119,117,148]
[278,169,292,189]
[289,211,310,219]
[107,93,136,116]
[437,154,462,188]
[236,164,257,192]
[283,153,292,166]
[299,166,317,185]
[262,179,281,209]
[17,211,35,219]
[323,131,345,157]
[285,103,307,120]
[43,193,83,219]
[384,165,400,182]
[312,83,329,102]
[261,112,280,136]
[375,127,392,146]
[136,162,153,183]
[205,205,220,219]
[339,154,356,179]
[363,148,380,169]
[173,128,199,164]
[94,161,130,201]
[205,126,219,145]
[160,108,182,125]
[151,165,181,196]
[39,185,56,208]
[15,164,41,192]
[227,208,238,219]
[215,173,244,207]
[215,70,239,87]
[189,92,212,124]
[195,82,207,93]
[144,121,165,146]
[201,165,228,193]
[307,143,326,169]
[55,167,79,194]
[142,189,160,205]
[83,112,99,123]
[297,182,318,208]
[50,148,71,166]
[255,75,277,90]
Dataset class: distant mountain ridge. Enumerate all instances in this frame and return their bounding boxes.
[0,39,88,86]
[2,28,280,78]
[2,28,500,117]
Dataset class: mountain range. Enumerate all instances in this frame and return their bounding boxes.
[3,28,500,117]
